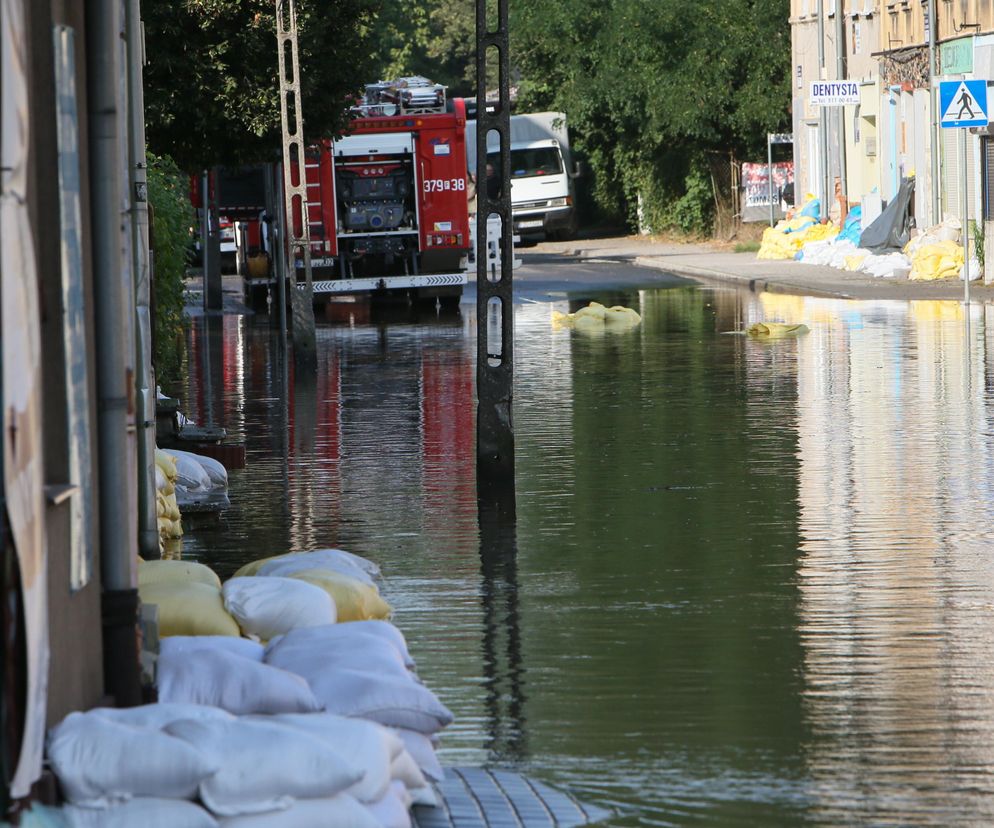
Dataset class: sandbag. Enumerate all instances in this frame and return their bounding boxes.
[265,621,415,669]
[391,750,435,806]
[234,549,380,578]
[284,569,392,621]
[217,794,379,828]
[139,581,240,637]
[745,322,810,338]
[62,799,218,828]
[157,648,322,715]
[162,450,212,493]
[363,781,413,828]
[265,625,412,682]
[287,666,452,734]
[164,718,362,817]
[47,713,218,807]
[138,559,222,590]
[256,554,375,586]
[391,728,444,782]
[90,702,235,730]
[168,448,228,489]
[160,635,265,663]
[222,576,336,640]
[257,712,402,804]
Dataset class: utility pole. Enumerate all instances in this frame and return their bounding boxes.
[817,0,830,221]
[275,0,317,368]
[928,0,940,225]
[475,0,515,496]
[835,0,847,208]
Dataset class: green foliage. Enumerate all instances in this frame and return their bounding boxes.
[143,0,380,171]
[511,0,791,235]
[147,153,192,390]
[971,219,985,269]
[734,241,762,253]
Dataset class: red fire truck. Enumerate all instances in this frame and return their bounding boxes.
[291,77,477,304]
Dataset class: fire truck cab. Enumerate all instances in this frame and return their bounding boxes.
[296,77,481,304]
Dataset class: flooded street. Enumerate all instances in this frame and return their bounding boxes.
[179,263,994,826]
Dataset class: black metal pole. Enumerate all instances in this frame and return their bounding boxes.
[476,0,515,492]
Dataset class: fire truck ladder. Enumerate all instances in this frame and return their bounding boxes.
[275,0,316,367]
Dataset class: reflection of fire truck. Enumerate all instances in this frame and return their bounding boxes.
[290,77,486,305]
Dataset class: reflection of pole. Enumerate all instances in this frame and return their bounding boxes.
[767,135,774,228]
[201,170,210,313]
[963,127,971,305]
[478,485,526,764]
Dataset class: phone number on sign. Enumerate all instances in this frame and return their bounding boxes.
[423,178,466,193]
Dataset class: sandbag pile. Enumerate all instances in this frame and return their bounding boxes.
[551,301,641,334]
[155,449,183,550]
[58,548,449,826]
[161,448,231,511]
[757,217,838,260]
[46,701,438,827]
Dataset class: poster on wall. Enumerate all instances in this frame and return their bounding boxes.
[741,161,795,223]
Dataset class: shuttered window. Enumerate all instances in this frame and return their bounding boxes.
[942,127,978,221]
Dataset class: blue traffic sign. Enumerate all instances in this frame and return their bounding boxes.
[940,79,989,129]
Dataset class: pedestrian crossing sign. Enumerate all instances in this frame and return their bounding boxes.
[940,79,989,129]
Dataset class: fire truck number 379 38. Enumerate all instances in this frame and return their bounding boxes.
[423,177,467,193]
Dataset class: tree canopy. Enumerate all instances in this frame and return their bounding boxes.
[143,0,380,172]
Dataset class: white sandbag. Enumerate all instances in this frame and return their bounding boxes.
[256,550,377,585]
[168,449,228,489]
[62,799,218,828]
[273,619,415,668]
[258,548,380,579]
[258,713,402,804]
[391,729,444,782]
[90,702,235,730]
[164,718,362,817]
[217,794,379,828]
[293,666,452,734]
[47,713,218,806]
[160,635,265,663]
[391,750,436,806]
[265,626,412,682]
[222,576,336,640]
[164,450,213,493]
[157,648,322,715]
[363,781,413,828]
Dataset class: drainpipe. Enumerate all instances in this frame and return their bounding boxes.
[928,0,940,224]
[126,0,159,561]
[835,0,847,207]
[86,0,143,706]
[818,0,830,221]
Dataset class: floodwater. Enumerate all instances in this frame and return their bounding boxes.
[180,274,994,826]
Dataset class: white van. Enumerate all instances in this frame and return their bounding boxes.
[466,111,581,240]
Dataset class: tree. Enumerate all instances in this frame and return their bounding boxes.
[143,0,380,172]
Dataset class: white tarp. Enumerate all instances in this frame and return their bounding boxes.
[2,0,51,799]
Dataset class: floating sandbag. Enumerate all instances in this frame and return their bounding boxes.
[216,794,379,828]
[139,581,240,637]
[90,702,235,731]
[222,576,337,641]
[552,301,641,333]
[745,322,810,338]
[46,712,218,807]
[285,569,392,622]
[236,548,381,581]
[138,559,221,590]
[256,713,403,804]
[61,799,218,828]
[157,648,322,716]
[164,718,362,817]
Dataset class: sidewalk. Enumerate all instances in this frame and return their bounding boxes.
[531,235,994,303]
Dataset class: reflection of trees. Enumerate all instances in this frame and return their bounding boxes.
[517,286,806,773]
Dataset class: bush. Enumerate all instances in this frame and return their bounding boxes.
[147,153,192,390]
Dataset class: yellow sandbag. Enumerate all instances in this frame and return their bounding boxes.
[573,301,607,320]
[909,239,963,281]
[155,448,178,482]
[552,301,641,332]
[746,322,810,338]
[232,555,282,579]
[138,559,222,590]
[138,581,240,637]
[287,568,392,622]
[604,306,642,326]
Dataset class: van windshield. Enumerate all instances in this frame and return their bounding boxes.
[487,148,563,179]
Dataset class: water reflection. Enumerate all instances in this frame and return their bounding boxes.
[178,282,994,825]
